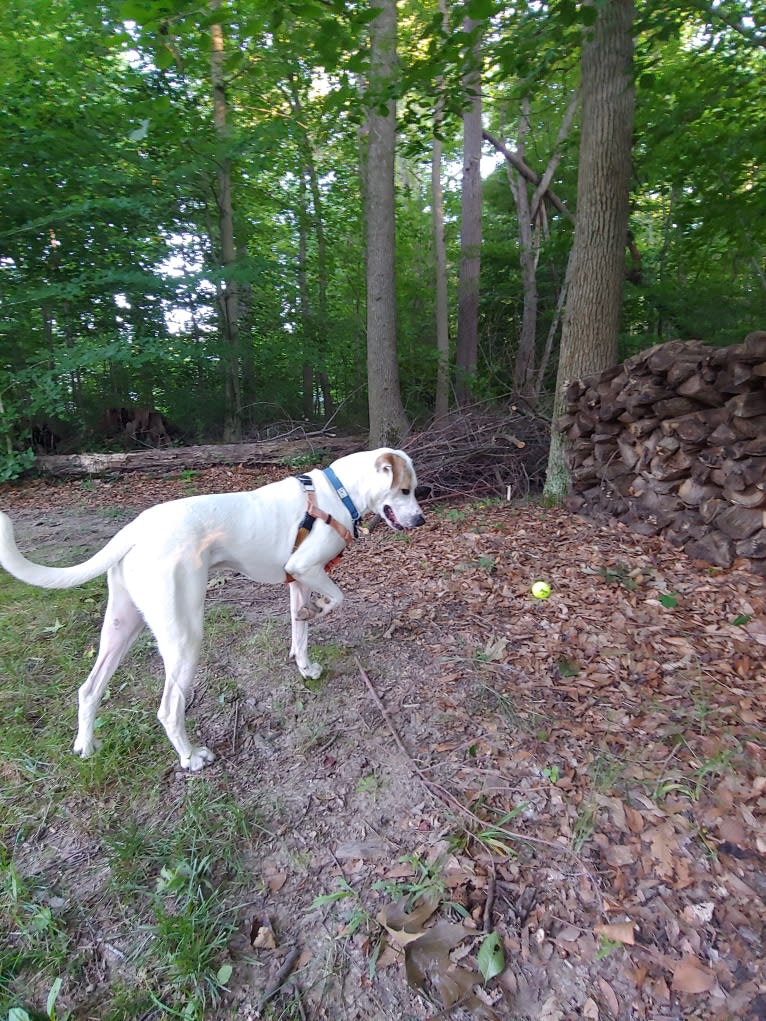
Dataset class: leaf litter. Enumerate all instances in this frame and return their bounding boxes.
[1,466,765,1020]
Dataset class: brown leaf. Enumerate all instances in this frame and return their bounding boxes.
[598,977,620,1017]
[404,920,501,1020]
[671,956,716,994]
[250,916,277,949]
[594,922,635,946]
[376,894,440,946]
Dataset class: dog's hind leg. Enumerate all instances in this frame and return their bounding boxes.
[73,575,145,759]
[144,580,215,772]
[288,581,322,680]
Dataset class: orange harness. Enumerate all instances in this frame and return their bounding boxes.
[284,477,355,584]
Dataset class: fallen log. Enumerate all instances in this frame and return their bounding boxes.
[33,434,365,479]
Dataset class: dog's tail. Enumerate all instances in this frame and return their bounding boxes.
[0,511,136,590]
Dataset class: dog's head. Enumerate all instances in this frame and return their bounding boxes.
[372,449,426,531]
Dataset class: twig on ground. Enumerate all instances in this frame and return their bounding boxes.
[355,657,604,913]
[483,873,496,933]
[257,946,301,1013]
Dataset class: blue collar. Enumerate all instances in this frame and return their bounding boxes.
[323,466,361,532]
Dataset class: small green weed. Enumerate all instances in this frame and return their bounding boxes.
[280,450,329,470]
[472,807,528,859]
[571,804,597,852]
[356,772,382,796]
[311,878,374,939]
[596,934,621,960]
[589,751,626,793]
[483,687,549,741]
[373,852,457,912]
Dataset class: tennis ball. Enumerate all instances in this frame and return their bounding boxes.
[531,580,552,599]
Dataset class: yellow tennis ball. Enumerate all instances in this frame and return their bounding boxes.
[531,580,551,599]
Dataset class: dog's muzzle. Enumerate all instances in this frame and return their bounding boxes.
[383,505,426,531]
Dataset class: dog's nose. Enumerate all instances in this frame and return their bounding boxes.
[412,513,426,527]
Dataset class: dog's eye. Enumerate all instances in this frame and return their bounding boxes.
[401,489,410,495]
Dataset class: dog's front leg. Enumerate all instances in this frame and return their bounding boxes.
[287,566,344,621]
[289,581,322,679]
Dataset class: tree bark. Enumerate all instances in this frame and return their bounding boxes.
[544,0,635,504]
[509,97,539,399]
[508,93,578,399]
[210,3,242,442]
[366,0,409,447]
[455,18,482,405]
[432,0,450,421]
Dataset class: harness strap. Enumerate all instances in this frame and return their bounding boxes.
[323,466,361,535]
[303,489,355,545]
[285,474,355,583]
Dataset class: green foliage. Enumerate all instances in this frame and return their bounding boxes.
[0,0,762,446]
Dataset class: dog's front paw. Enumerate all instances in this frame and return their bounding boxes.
[298,660,323,680]
[181,746,215,771]
[73,736,101,759]
[295,605,316,621]
[313,595,335,616]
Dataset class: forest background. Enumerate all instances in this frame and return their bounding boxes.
[0,0,764,484]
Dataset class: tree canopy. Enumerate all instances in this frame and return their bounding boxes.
[0,0,763,474]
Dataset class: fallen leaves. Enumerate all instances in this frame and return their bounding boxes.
[671,955,717,994]
[5,471,766,1020]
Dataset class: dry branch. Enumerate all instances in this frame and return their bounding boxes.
[406,405,550,504]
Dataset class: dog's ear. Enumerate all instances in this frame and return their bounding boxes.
[375,451,411,490]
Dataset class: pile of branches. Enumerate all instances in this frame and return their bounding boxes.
[406,404,550,503]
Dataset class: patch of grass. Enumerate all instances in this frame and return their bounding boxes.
[482,686,550,742]
[0,577,107,794]
[0,573,272,1020]
[247,619,289,667]
[97,505,131,523]
[571,804,597,853]
[588,750,626,793]
[0,854,75,1005]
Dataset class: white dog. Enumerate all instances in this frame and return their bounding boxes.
[0,448,425,770]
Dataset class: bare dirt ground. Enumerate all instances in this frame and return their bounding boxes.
[2,464,766,1021]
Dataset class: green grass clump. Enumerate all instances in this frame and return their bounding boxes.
[0,573,268,1020]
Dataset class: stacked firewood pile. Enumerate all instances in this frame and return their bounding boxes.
[558,330,766,575]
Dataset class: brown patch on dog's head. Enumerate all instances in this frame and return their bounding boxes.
[375,451,414,492]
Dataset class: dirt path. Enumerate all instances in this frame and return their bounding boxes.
[2,468,765,1020]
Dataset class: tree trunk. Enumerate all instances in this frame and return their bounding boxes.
[366,0,409,447]
[210,4,242,442]
[510,97,539,399]
[544,0,635,504]
[432,0,450,421]
[509,93,578,400]
[455,19,482,405]
[288,78,333,421]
